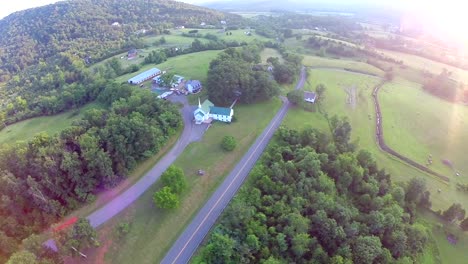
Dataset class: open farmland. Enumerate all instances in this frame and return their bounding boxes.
[175,28,272,43]
[116,50,221,84]
[260,48,284,63]
[97,99,282,264]
[92,28,271,71]
[379,78,468,183]
[282,69,465,211]
[303,55,384,76]
[376,49,468,83]
[0,103,100,145]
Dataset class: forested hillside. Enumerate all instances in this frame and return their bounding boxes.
[0,0,242,79]
[0,85,181,262]
[196,124,431,263]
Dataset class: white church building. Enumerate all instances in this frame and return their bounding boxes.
[194,99,233,124]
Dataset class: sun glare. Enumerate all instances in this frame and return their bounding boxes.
[408,0,468,42]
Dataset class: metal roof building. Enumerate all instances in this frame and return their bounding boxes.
[128,68,161,85]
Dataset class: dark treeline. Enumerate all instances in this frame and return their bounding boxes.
[207,45,280,105]
[196,124,430,263]
[0,0,243,80]
[422,69,461,102]
[0,85,181,262]
[263,41,303,85]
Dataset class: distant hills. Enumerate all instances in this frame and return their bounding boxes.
[0,0,242,80]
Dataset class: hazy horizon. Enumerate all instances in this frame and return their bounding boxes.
[1,0,466,43]
[0,0,406,19]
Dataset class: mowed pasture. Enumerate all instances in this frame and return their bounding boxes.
[0,103,99,145]
[379,78,468,209]
[260,48,284,64]
[175,28,272,43]
[99,99,282,264]
[281,69,457,212]
[92,28,271,71]
[116,50,221,84]
[303,55,384,76]
[376,49,468,83]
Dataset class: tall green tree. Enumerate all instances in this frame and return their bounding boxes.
[442,203,466,222]
[153,186,179,209]
[161,165,187,194]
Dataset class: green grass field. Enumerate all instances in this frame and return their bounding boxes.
[176,28,272,43]
[92,28,271,71]
[260,48,284,64]
[379,78,468,211]
[380,78,468,179]
[416,210,468,264]
[302,55,384,76]
[376,49,468,83]
[99,99,282,264]
[0,103,100,145]
[116,50,221,84]
[281,69,451,205]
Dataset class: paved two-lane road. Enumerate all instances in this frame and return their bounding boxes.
[87,98,205,228]
[161,67,307,264]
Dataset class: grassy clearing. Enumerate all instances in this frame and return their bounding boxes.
[281,69,447,206]
[92,28,271,71]
[98,99,282,264]
[315,35,358,48]
[302,55,384,76]
[0,103,100,145]
[417,210,468,264]
[379,78,468,178]
[116,50,221,84]
[175,28,272,43]
[376,49,468,83]
[260,48,284,64]
[379,78,468,211]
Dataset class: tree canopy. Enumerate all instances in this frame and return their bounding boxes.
[195,126,429,263]
[207,46,279,105]
[0,84,181,260]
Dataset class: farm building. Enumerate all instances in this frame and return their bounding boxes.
[153,74,185,87]
[172,75,185,87]
[193,99,234,124]
[185,80,202,93]
[304,91,317,103]
[128,68,161,85]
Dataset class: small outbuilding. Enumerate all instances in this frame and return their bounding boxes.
[304,91,317,103]
[128,49,138,60]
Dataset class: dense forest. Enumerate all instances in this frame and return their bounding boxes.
[195,124,431,263]
[206,45,281,105]
[0,85,181,262]
[0,0,244,124]
[0,0,242,79]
